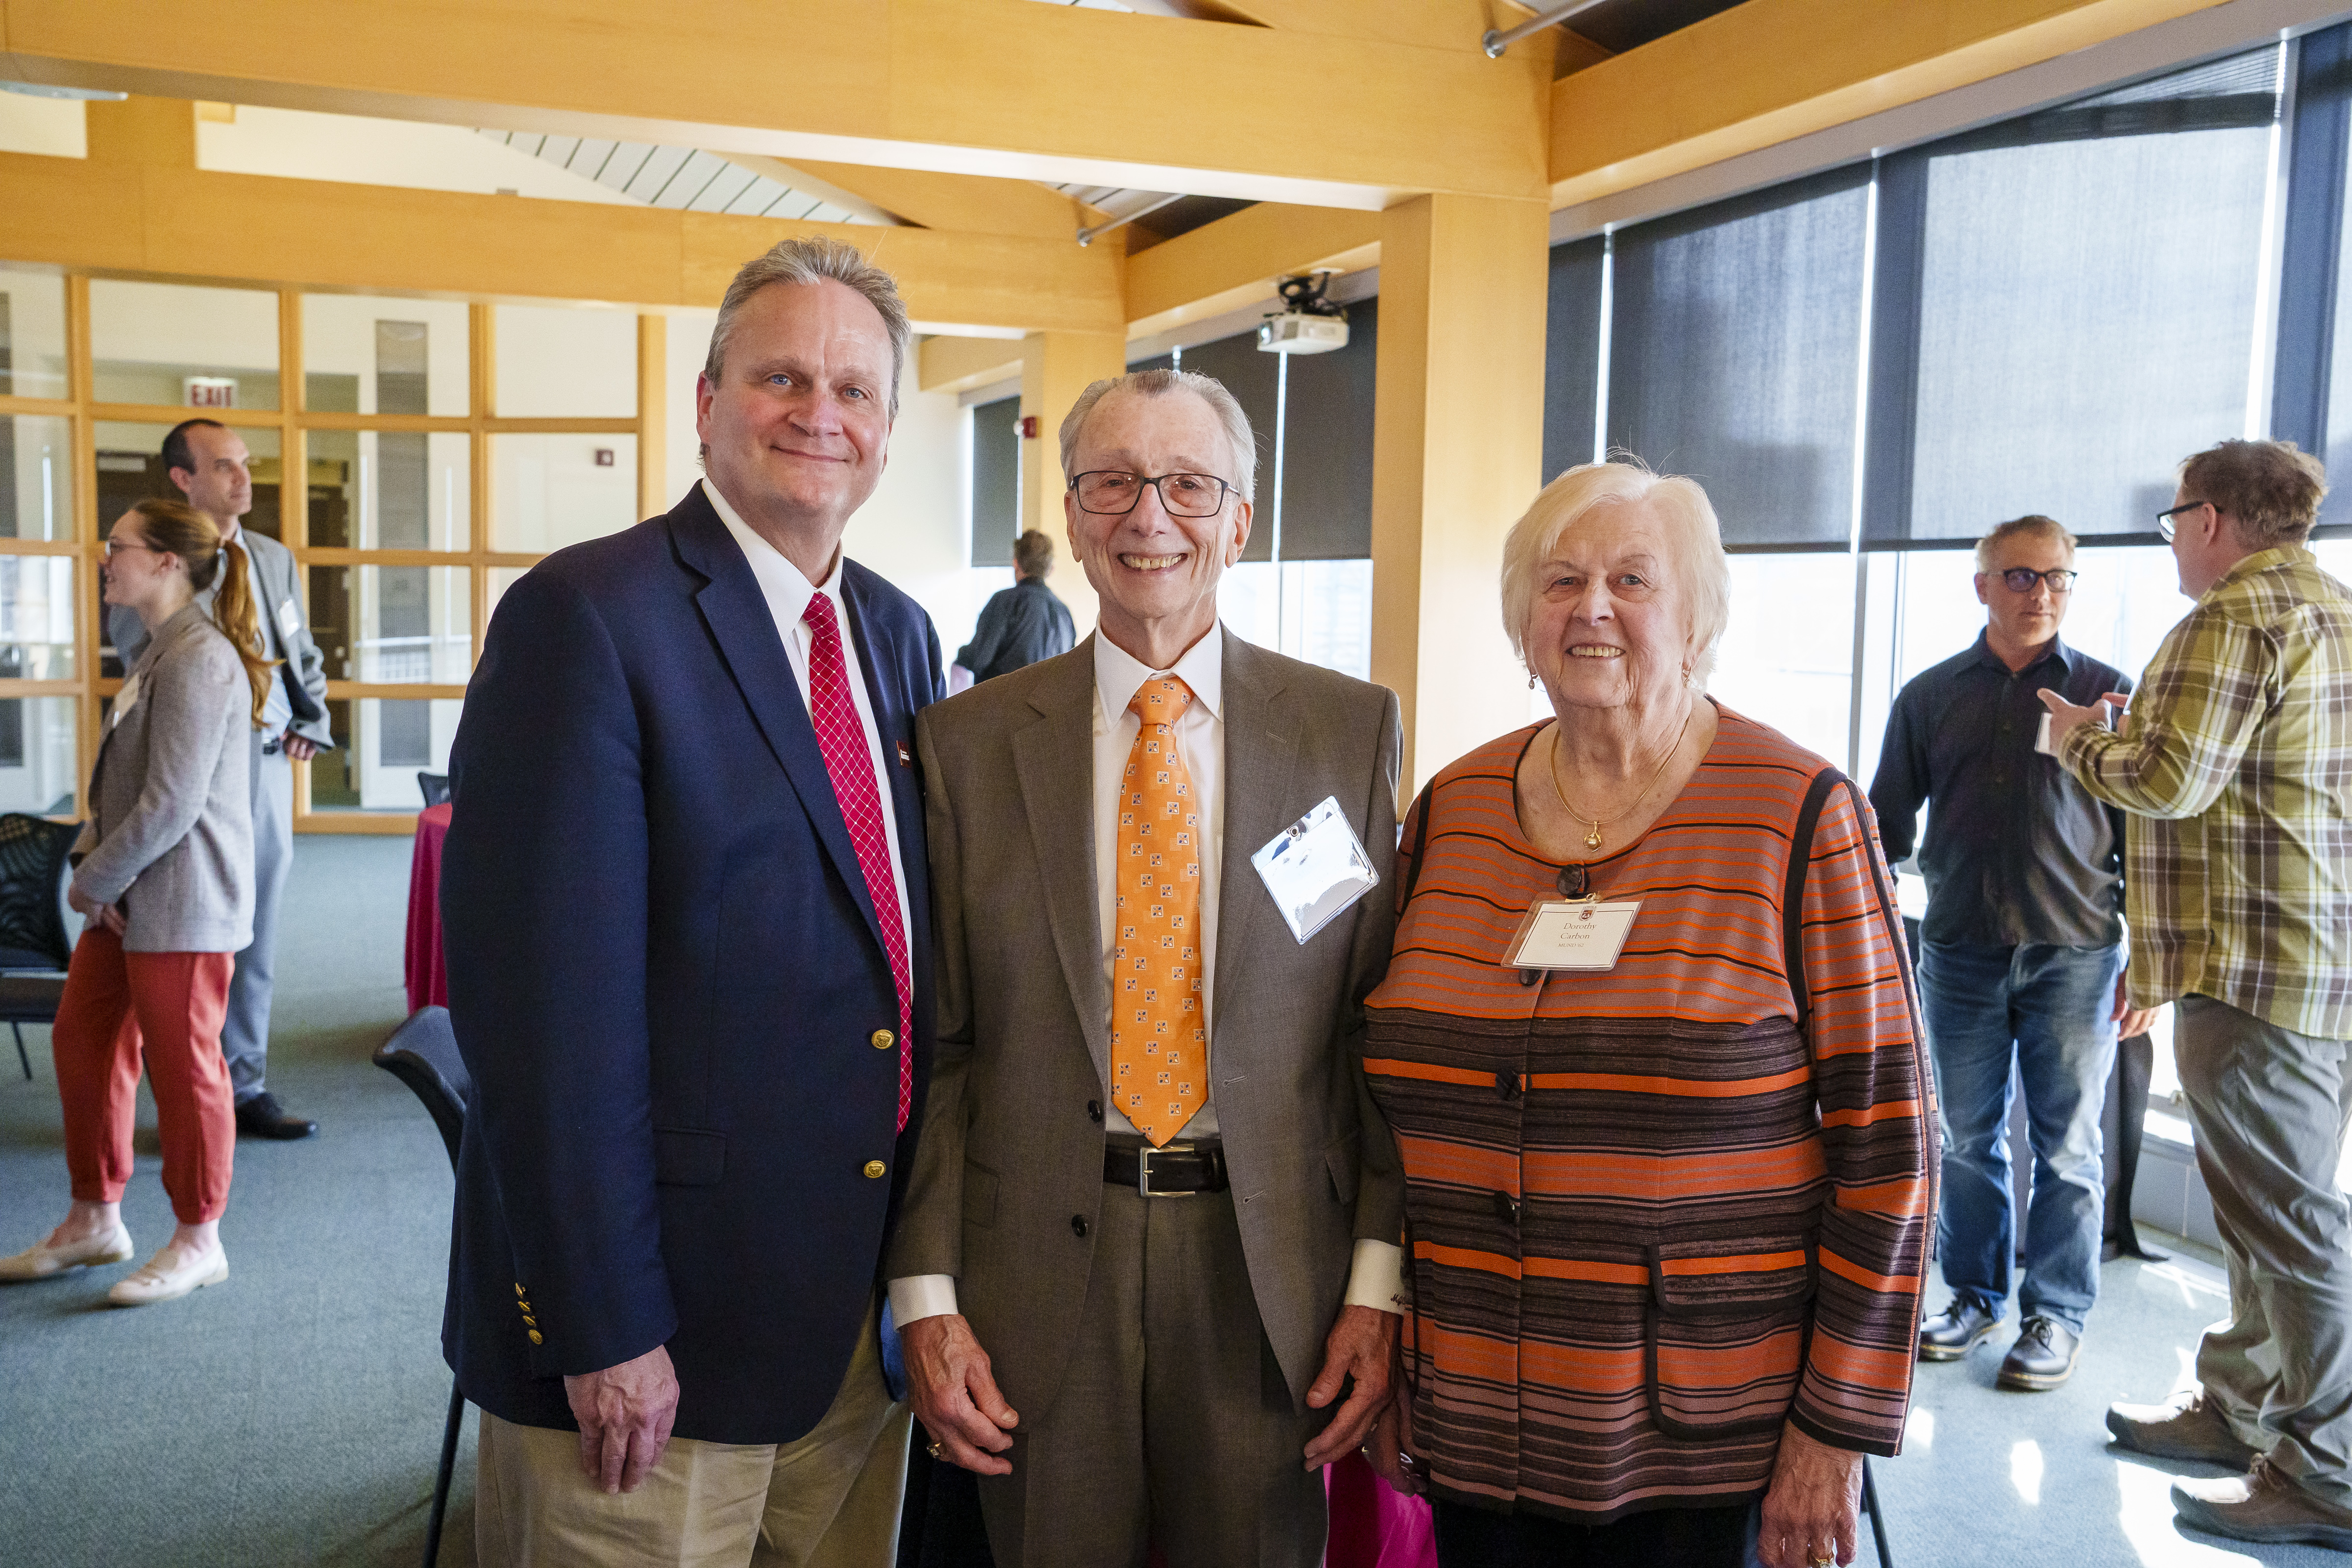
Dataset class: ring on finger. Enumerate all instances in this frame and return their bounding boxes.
[927,1440,944,1460]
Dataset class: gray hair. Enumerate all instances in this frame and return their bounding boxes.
[1974,514,2075,571]
[703,237,912,419]
[1057,368,1256,503]
[1499,459,1732,688]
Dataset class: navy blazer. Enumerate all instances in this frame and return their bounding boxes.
[439,484,943,1445]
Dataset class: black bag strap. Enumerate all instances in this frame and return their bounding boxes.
[1782,766,1848,1031]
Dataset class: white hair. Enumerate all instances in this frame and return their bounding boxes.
[1499,459,1732,688]
[1057,368,1256,501]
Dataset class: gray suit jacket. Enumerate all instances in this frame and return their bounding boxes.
[74,602,256,953]
[111,526,334,753]
[888,633,1406,1414]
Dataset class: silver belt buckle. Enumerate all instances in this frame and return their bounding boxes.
[1136,1146,1156,1198]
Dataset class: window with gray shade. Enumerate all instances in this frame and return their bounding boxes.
[1607,167,1871,551]
[379,699,431,767]
[1870,49,2280,546]
[376,321,430,549]
[969,395,1020,568]
[1277,298,1376,561]
[1543,238,1604,483]
[1176,331,1280,563]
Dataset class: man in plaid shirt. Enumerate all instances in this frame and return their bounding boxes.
[2043,439,2352,1552]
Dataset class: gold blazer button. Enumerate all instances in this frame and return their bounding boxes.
[863,1160,887,1179]
[527,1330,543,1346]
[871,1029,895,1050]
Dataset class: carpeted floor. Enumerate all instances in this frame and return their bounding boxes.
[1,835,2345,1566]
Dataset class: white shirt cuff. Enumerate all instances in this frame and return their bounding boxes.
[1343,1239,1406,1315]
[887,1274,959,1327]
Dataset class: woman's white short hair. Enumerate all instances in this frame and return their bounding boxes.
[1498,460,1732,689]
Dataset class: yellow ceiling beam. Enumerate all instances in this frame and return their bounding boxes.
[0,151,1124,334]
[1124,202,1379,339]
[761,158,1097,241]
[919,335,1025,395]
[1194,0,1509,52]
[0,0,1549,208]
[1549,0,2234,206]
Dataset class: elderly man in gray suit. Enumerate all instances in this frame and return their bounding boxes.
[890,367,1406,1567]
[111,419,333,1141]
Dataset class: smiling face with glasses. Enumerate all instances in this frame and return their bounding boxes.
[1063,387,1253,669]
[1974,525,2078,671]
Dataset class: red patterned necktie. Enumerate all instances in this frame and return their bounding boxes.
[800,592,912,1133]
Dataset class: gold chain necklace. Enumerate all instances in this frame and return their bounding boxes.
[1548,705,1694,852]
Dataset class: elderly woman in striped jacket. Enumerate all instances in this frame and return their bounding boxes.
[1360,461,1936,1568]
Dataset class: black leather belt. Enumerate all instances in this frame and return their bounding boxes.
[1103,1138,1227,1197]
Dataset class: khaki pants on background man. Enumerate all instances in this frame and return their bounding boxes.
[475,1305,910,1568]
[2177,995,2352,1512]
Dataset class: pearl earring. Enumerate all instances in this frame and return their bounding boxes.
[1527,670,1537,689]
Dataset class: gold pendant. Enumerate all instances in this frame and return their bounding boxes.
[1584,821,1603,850]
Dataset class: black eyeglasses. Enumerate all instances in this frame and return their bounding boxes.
[1068,471,1233,518]
[1995,566,2078,593]
[2156,500,2207,543]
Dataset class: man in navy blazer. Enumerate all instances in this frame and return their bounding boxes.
[441,238,942,1567]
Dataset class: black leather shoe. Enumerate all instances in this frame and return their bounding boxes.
[234,1091,318,1141]
[1998,1316,2081,1390]
[1918,1297,2001,1361]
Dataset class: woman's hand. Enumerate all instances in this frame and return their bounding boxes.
[1758,1422,1863,1567]
[66,882,125,934]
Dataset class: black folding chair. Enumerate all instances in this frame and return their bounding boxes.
[416,772,452,809]
[372,1005,471,1568]
[0,813,81,1079]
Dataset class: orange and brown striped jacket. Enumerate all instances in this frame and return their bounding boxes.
[1363,710,1936,1523]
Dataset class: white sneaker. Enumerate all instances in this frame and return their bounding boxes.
[106,1243,228,1306]
[0,1222,135,1280]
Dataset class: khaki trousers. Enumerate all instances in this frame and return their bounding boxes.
[2177,995,2352,1512]
[477,1303,911,1568]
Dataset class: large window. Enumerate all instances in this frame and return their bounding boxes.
[1543,31,2352,1148]
[0,270,660,828]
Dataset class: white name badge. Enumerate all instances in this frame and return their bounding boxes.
[1251,795,1380,945]
[277,596,301,638]
[1504,899,1643,971]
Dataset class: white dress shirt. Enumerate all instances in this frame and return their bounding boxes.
[891,623,1402,1327]
[703,479,911,960]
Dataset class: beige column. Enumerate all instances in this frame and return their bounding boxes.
[1369,193,1551,793]
[1019,330,1124,637]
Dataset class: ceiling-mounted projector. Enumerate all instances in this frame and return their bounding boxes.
[1257,271,1349,355]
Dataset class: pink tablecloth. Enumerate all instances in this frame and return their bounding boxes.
[404,802,453,1013]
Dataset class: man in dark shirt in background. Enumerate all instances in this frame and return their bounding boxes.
[954,529,1075,685]
[1870,514,2156,1391]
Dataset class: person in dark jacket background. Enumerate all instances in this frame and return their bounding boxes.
[954,529,1075,685]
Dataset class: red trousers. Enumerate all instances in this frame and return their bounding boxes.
[53,928,237,1225]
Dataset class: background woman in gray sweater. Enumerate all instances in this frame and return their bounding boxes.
[0,497,272,1306]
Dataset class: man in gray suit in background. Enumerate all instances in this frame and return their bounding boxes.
[111,418,332,1141]
[891,368,1405,1568]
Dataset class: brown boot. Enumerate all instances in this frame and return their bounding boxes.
[2172,1456,2352,1551]
[2106,1388,2259,1467]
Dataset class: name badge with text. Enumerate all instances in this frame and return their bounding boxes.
[1251,795,1379,945]
[278,597,301,639]
[1503,899,1642,971]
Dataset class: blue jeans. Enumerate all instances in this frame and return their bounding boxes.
[1918,941,2123,1335]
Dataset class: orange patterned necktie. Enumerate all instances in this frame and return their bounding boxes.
[1112,675,1207,1146]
